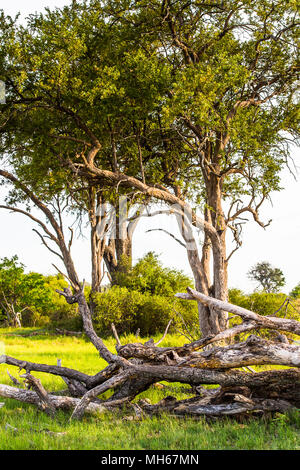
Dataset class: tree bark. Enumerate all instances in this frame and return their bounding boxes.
[0,383,108,415]
[177,288,300,336]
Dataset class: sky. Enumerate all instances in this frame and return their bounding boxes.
[0,0,299,294]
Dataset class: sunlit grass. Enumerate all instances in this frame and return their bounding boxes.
[0,328,299,450]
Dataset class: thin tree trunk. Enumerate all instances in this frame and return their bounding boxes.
[204,168,229,333]
[104,233,133,285]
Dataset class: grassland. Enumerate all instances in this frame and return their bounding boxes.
[0,328,299,450]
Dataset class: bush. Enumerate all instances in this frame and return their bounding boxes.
[289,283,300,299]
[0,256,54,327]
[92,253,198,336]
[0,256,81,329]
[34,274,82,330]
[114,252,192,296]
[229,289,299,319]
[92,285,198,337]
[228,288,300,339]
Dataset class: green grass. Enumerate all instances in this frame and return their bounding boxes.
[0,328,299,450]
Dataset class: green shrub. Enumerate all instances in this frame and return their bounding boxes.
[114,252,192,296]
[34,274,82,330]
[92,285,198,337]
[91,252,198,336]
[228,288,300,339]
[289,282,300,299]
[229,289,299,319]
[0,256,54,327]
[0,256,81,329]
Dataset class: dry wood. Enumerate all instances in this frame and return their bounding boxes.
[154,319,173,346]
[131,365,300,406]
[0,384,107,415]
[111,323,121,346]
[6,370,21,386]
[4,329,48,337]
[1,288,300,420]
[55,328,82,337]
[176,288,300,336]
[179,335,300,369]
[2,355,91,383]
[116,320,273,363]
[21,373,56,416]
[61,377,88,397]
[71,370,133,420]
[172,399,294,417]
[2,355,120,390]
[56,358,88,397]
[138,394,294,417]
[56,284,129,367]
[1,362,299,417]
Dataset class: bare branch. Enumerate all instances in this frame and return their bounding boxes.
[146,228,186,248]
[0,204,58,244]
[52,264,77,289]
[176,288,300,336]
[32,229,64,261]
[155,319,173,346]
[111,323,121,347]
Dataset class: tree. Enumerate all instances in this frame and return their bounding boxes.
[0,256,53,327]
[113,251,192,296]
[290,283,300,299]
[0,1,299,336]
[0,1,186,296]
[248,261,286,293]
[0,0,299,421]
[70,0,298,335]
[112,0,299,332]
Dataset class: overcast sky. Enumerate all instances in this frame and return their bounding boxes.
[0,0,299,294]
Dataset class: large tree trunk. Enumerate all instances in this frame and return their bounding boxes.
[88,187,107,295]
[203,160,229,334]
[103,199,144,285]
[176,183,228,336]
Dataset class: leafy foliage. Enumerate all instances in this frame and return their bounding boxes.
[289,282,300,299]
[0,256,51,326]
[92,252,197,336]
[229,288,298,319]
[229,288,300,339]
[92,286,198,337]
[247,261,286,293]
[114,252,192,296]
[0,256,80,328]
[0,1,298,209]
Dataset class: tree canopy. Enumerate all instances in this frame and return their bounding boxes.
[247,261,286,293]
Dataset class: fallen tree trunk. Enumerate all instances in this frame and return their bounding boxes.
[2,357,299,408]
[1,355,118,389]
[179,335,300,369]
[0,383,109,415]
[55,328,82,337]
[1,289,299,420]
[176,288,300,336]
[138,394,295,417]
[116,332,300,367]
